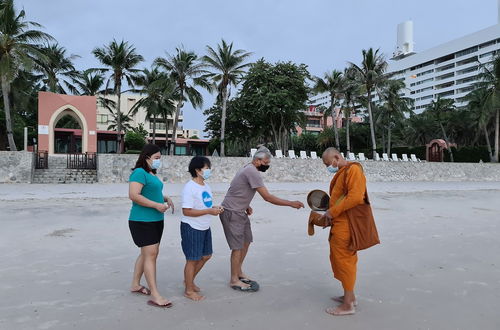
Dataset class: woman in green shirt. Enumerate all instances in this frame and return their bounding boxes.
[128,144,174,308]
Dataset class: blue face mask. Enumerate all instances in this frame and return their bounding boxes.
[202,169,212,180]
[151,159,162,170]
[327,165,338,174]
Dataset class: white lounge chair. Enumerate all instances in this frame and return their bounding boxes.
[250,148,257,158]
[288,150,297,159]
[358,153,366,161]
[275,150,284,158]
[341,152,345,158]
[374,153,381,161]
[382,153,390,161]
[310,151,318,160]
[300,151,308,159]
[410,154,420,162]
[348,152,356,161]
[391,153,399,162]
[401,154,409,162]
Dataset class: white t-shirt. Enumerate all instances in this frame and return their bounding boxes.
[181,180,214,230]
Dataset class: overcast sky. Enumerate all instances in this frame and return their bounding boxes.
[16,0,499,135]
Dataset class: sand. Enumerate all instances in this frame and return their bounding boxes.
[0,181,499,330]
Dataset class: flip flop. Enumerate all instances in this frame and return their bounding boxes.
[131,286,151,295]
[231,285,258,292]
[239,277,260,291]
[331,297,358,306]
[325,307,356,316]
[147,300,173,308]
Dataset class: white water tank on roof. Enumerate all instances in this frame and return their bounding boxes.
[396,20,414,55]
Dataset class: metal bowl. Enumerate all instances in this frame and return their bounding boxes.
[307,189,330,211]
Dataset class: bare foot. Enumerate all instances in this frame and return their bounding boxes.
[149,294,172,306]
[331,296,357,306]
[325,303,355,316]
[184,291,205,301]
[184,281,200,292]
[130,285,151,295]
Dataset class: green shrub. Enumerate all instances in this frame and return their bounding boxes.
[125,149,141,154]
[444,146,491,163]
[125,131,146,151]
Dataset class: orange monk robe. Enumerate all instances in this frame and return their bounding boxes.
[328,163,367,291]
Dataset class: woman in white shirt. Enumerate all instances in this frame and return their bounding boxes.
[181,156,224,301]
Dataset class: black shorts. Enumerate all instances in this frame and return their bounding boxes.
[129,220,164,247]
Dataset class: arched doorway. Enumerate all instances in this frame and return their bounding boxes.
[426,139,448,162]
[48,105,89,154]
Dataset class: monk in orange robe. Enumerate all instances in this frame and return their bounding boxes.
[321,147,367,316]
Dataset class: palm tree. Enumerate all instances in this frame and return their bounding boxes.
[349,48,388,159]
[0,0,53,150]
[426,97,456,162]
[132,67,176,145]
[341,68,361,153]
[203,39,252,156]
[313,70,344,150]
[155,47,212,155]
[35,43,79,93]
[477,54,500,162]
[70,69,105,96]
[378,80,413,155]
[93,40,144,153]
[102,98,133,132]
[467,88,494,161]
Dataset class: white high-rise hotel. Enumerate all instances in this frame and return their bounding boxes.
[309,0,500,115]
[390,2,500,113]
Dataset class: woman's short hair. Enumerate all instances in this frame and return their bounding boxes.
[188,156,211,178]
[132,144,161,174]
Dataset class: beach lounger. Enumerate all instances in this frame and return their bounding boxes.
[401,154,409,162]
[288,150,297,159]
[250,148,257,158]
[374,152,381,161]
[341,152,345,158]
[310,152,318,160]
[410,154,420,162]
[348,152,356,161]
[358,153,366,161]
[300,151,308,159]
[382,153,390,161]
[275,150,284,158]
[391,153,400,162]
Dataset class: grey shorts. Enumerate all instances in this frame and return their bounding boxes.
[219,209,253,250]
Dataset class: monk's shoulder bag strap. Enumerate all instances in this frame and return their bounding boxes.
[343,163,381,251]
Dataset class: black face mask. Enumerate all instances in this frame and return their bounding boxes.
[257,164,270,172]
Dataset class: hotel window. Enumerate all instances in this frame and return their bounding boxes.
[455,46,478,58]
[479,51,496,59]
[479,40,496,49]
[435,72,454,81]
[417,69,434,77]
[435,63,454,72]
[457,66,478,75]
[456,56,478,67]
[456,76,477,85]
[97,114,108,124]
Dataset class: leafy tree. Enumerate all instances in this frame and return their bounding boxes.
[426,97,456,162]
[35,43,79,93]
[203,39,251,156]
[93,39,144,153]
[467,88,494,161]
[70,69,105,96]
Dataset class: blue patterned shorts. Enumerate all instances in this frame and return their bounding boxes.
[180,222,213,260]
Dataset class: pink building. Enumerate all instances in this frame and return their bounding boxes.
[296,105,363,136]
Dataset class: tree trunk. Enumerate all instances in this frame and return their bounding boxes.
[483,124,493,162]
[1,77,17,151]
[220,86,228,157]
[330,96,340,150]
[440,122,454,162]
[152,115,157,144]
[366,90,377,159]
[346,117,351,153]
[387,127,392,156]
[170,92,183,156]
[116,79,122,154]
[494,108,499,162]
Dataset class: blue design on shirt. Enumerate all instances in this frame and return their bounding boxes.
[202,191,213,208]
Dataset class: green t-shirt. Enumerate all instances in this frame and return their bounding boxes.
[128,168,164,222]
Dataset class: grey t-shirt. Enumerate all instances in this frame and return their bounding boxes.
[222,164,265,212]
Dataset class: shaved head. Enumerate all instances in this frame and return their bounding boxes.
[322,147,340,160]
[322,147,346,168]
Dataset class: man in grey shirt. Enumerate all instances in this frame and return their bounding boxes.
[220,147,304,291]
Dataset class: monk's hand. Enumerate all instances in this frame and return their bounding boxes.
[246,207,253,216]
[289,201,305,209]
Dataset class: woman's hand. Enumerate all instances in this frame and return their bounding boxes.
[164,196,175,214]
[155,203,168,213]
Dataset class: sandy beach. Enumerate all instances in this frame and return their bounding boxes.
[0,181,499,330]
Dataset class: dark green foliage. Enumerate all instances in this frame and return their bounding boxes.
[125,131,146,151]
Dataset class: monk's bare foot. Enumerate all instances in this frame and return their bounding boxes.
[326,303,355,316]
[150,294,172,306]
[331,296,357,306]
[230,280,251,289]
[184,281,201,292]
[184,291,205,301]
